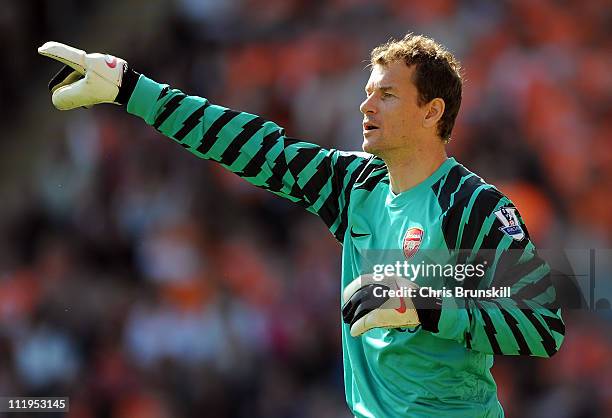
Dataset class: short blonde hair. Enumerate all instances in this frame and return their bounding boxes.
[371,34,463,142]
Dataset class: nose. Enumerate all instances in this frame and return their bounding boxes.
[359,94,377,115]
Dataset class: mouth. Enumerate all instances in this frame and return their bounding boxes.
[363,122,379,132]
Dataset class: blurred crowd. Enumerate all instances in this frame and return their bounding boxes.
[0,0,611,417]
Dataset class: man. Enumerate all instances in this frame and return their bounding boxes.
[38,34,564,417]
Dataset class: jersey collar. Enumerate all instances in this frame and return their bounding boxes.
[386,157,457,207]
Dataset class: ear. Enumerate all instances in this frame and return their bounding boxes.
[423,98,445,129]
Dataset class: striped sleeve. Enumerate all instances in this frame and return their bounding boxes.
[431,182,565,358]
[125,74,369,241]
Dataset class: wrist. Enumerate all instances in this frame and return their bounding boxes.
[116,66,140,105]
[413,292,442,332]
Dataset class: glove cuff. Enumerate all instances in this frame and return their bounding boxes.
[116,66,140,105]
[413,294,442,333]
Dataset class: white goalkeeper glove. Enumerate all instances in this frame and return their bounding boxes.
[37,41,138,110]
[342,274,422,337]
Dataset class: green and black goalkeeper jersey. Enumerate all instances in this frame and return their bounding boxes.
[125,74,565,418]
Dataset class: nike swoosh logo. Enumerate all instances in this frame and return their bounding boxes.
[394,278,407,313]
[395,296,407,314]
[105,56,117,68]
[350,227,370,238]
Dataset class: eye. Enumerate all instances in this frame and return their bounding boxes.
[382,92,394,99]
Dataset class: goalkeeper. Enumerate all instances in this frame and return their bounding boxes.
[38,34,564,418]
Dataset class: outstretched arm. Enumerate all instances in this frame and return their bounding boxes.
[38,42,378,242]
[124,72,375,241]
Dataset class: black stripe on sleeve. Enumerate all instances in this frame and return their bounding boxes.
[334,159,369,241]
[302,159,332,204]
[308,155,357,220]
[513,275,554,302]
[477,306,503,355]
[465,306,473,349]
[442,200,469,251]
[491,302,532,355]
[455,187,503,250]
[287,146,320,178]
[519,306,559,357]
[449,175,483,210]
[281,137,302,147]
[490,244,525,286]
[431,177,442,197]
[196,109,241,155]
[541,313,565,335]
[174,103,209,142]
[437,165,467,211]
[441,176,493,252]
[317,165,344,228]
[455,193,503,273]
[479,223,506,251]
[218,116,266,166]
[300,151,361,207]
[236,130,282,178]
[271,137,313,183]
[266,143,292,192]
[495,252,545,288]
[334,153,361,173]
[290,183,309,208]
[158,87,170,100]
[153,93,186,130]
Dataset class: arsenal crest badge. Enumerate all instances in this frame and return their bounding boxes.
[403,227,424,259]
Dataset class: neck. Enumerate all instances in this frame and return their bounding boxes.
[384,146,447,195]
